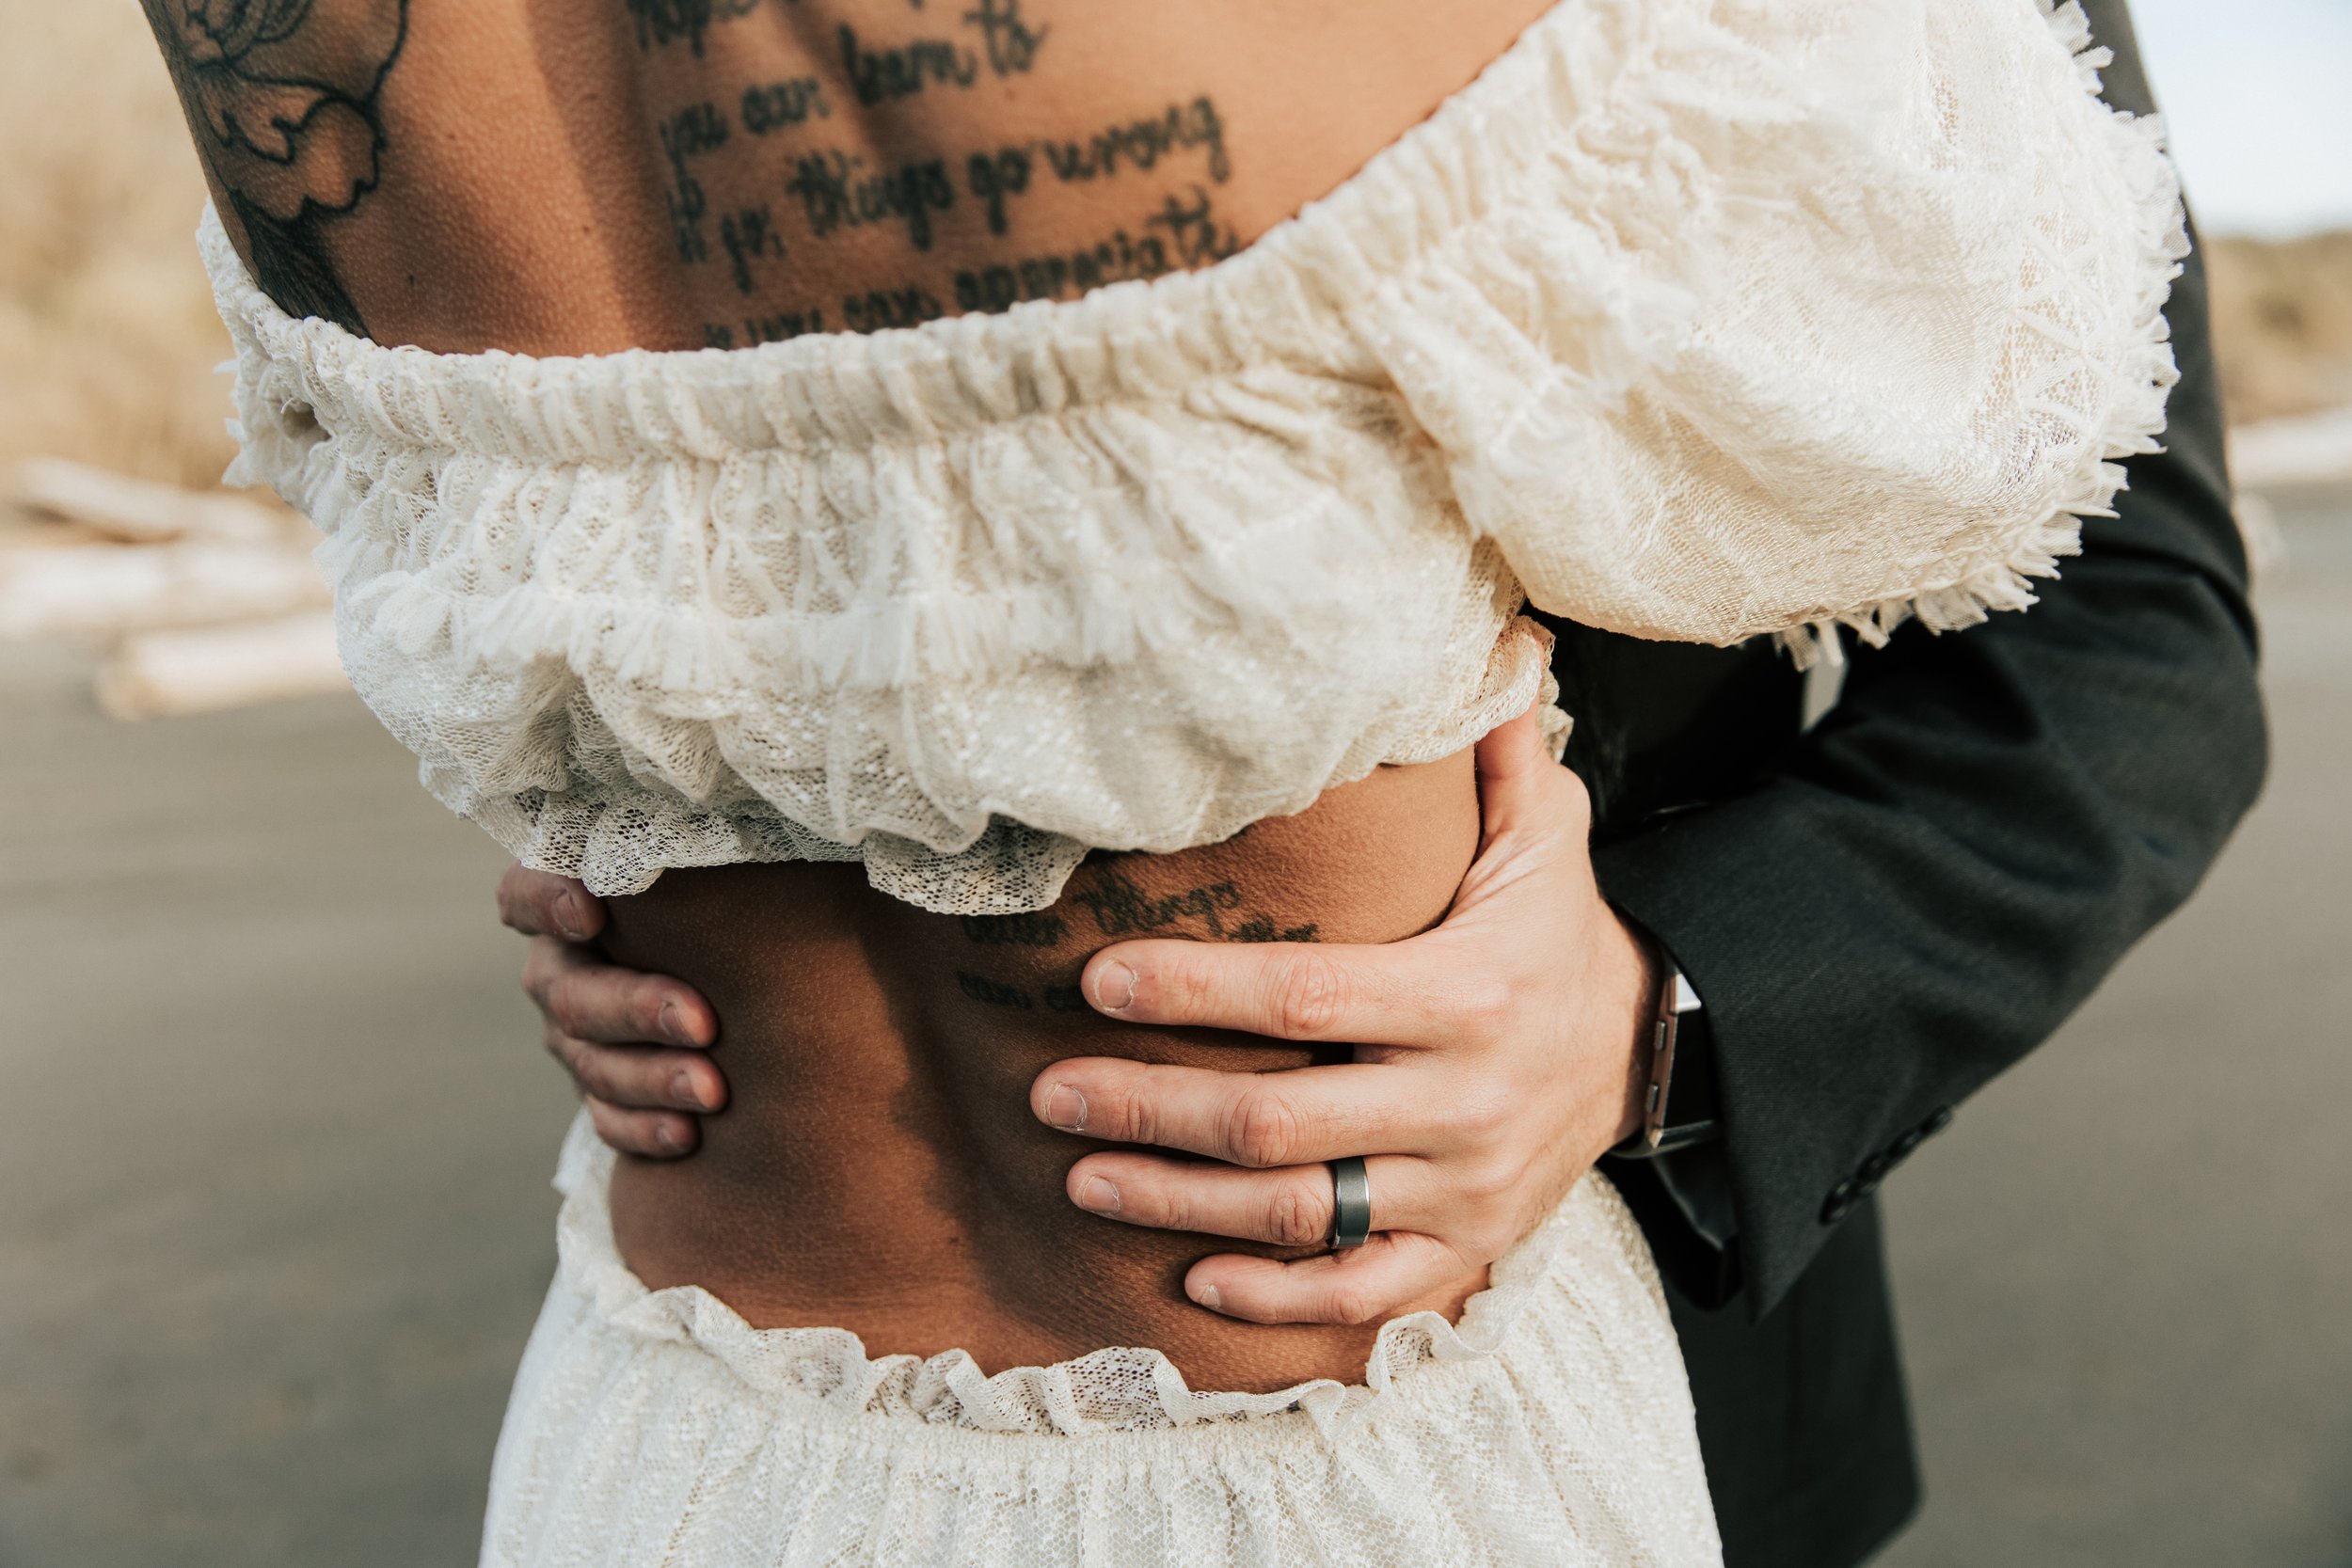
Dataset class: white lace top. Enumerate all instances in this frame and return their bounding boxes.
[203,0,2183,914]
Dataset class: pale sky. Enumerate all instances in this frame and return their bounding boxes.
[2128,0,2352,236]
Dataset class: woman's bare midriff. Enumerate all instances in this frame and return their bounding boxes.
[599,753,1484,1391]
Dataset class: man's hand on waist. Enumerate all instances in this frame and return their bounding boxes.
[1031,706,1656,1326]
[498,863,723,1156]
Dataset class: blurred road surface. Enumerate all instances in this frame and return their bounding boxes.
[1,491,2345,1568]
[1879,484,2352,1568]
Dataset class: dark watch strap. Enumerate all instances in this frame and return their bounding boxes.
[1609,959,1717,1160]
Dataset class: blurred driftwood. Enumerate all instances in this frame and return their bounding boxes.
[94,611,347,721]
[0,454,347,717]
[8,457,296,546]
[0,537,330,641]
[2230,404,2352,490]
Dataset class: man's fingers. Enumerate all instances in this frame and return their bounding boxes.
[1030,1058,1445,1165]
[516,921,726,1160]
[584,1095,700,1159]
[1182,1230,1477,1326]
[1063,1151,1448,1247]
[497,863,606,943]
[501,870,725,1164]
[1471,703,1583,835]
[1078,938,1460,1047]
[543,1027,726,1114]
[523,937,717,1049]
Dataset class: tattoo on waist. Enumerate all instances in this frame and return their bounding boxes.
[961,911,1072,947]
[949,870,1318,1017]
[1064,871,1318,945]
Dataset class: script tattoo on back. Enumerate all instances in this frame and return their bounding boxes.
[139,0,410,339]
[637,1,1240,347]
[143,2,1243,346]
[628,0,765,57]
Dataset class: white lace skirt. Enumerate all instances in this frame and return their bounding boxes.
[480,1116,1721,1567]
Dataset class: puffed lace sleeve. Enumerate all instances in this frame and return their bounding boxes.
[1332,0,2185,659]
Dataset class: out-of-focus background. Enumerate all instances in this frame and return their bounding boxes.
[0,2,2345,1564]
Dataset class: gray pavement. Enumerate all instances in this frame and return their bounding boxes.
[0,493,2345,1567]
[1881,488,2352,1568]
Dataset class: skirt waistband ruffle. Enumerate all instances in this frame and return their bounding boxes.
[553,1109,1594,1440]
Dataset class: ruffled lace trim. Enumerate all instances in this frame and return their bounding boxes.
[201,0,2182,910]
[549,1114,1589,1439]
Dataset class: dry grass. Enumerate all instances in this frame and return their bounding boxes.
[2205,231,2352,424]
[0,2,235,493]
[0,3,2344,501]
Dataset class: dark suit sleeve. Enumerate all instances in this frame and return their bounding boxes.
[1591,0,2267,1319]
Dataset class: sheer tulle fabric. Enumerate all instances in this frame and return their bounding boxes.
[478,1117,1722,1567]
[202,0,2183,912]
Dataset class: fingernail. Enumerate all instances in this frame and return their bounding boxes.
[660,1000,691,1046]
[1042,1084,1088,1132]
[1191,1282,1222,1311]
[1090,961,1136,1014]
[670,1068,707,1111]
[655,1119,686,1153]
[554,889,587,942]
[1075,1176,1120,1213]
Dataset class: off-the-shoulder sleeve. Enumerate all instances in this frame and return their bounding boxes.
[1335,0,2185,661]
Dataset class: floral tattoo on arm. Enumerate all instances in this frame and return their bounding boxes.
[141,0,409,337]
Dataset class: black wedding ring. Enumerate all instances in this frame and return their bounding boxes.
[1329,1156,1373,1249]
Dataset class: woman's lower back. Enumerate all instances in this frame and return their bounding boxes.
[599,752,1484,1390]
